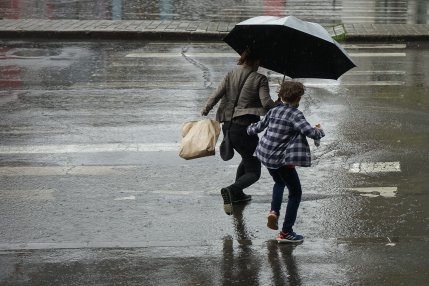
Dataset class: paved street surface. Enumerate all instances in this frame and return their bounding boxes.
[1,1,429,285]
[0,39,428,285]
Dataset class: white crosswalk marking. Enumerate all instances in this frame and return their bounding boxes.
[0,143,179,154]
[0,166,138,176]
[342,44,406,49]
[278,81,405,87]
[114,195,136,201]
[349,52,406,57]
[125,52,406,58]
[0,189,55,200]
[345,187,398,198]
[349,162,401,173]
[346,70,405,75]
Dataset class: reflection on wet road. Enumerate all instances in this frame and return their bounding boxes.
[0,40,428,284]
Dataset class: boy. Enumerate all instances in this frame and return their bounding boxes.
[247,81,325,243]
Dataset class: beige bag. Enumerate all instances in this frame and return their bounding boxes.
[179,119,221,160]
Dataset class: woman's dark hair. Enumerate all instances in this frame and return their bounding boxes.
[237,48,260,65]
[279,80,305,103]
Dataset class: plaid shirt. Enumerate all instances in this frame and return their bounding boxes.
[247,104,325,169]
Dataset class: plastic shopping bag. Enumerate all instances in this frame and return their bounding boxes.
[179,119,221,160]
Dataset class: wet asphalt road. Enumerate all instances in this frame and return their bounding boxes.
[0,40,429,285]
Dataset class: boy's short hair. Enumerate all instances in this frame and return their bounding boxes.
[279,81,305,103]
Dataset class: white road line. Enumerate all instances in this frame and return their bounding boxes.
[0,166,139,176]
[72,82,203,89]
[339,81,405,86]
[125,52,406,58]
[269,70,406,77]
[349,52,406,57]
[125,52,237,58]
[152,190,194,195]
[272,81,405,87]
[345,70,406,75]
[125,53,178,58]
[342,44,406,49]
[117,190,198,195]
[345,187,398,198]
[0,143,179,154]
[0,239,267,250]
[0,189,55,200]
[114,195,136,201]
[349,162,401,174]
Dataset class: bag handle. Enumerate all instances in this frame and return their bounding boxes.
[225,71,253,130]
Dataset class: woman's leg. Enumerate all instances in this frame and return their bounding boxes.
[227,124,261,192]
[235,161,245,182]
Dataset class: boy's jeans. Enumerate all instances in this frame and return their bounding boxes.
[268,166,302,232]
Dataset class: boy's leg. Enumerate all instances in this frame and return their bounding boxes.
[279,167,302,233]
[266,168,285,230]
[267,168,286,213]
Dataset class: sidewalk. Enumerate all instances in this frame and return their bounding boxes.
[1,19,429,41]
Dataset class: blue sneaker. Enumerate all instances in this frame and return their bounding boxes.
[276,231,304,243]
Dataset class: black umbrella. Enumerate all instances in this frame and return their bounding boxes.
[224,16,356,80]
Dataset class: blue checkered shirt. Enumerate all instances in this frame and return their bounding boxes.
[247,104,325,169]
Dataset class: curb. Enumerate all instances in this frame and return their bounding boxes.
[2,30,429,42]
[3,30,429,42]
[0,30,226,41]
[1,20,429,42]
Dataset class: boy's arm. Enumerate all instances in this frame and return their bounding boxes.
[293,112,325,139]
[247,110,272,135]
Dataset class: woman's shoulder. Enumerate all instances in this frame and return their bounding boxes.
[246,71,268,87]
[233,66,266,77]
[253,71,268,80]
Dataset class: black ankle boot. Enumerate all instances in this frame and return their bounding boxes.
[231,189,252,204]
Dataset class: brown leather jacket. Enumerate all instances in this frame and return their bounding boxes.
[202,66,277,125]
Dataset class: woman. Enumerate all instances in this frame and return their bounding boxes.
[247,81,325,243]
[201,49,277,215]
